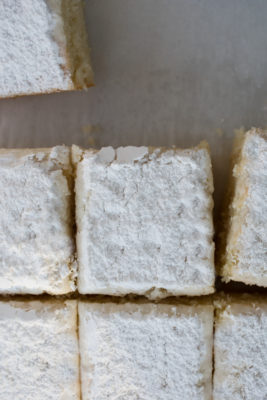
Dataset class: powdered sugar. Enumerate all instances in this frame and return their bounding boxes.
[0,300,79,400]
[214,300,267,400]
[74,145,215,298]
[0,146,76,294]
[0,0,93,97]
[79,301,213,400]
[223,129,267,287]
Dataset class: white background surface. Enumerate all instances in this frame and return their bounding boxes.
[0,0,267,217]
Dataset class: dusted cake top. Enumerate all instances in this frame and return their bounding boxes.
[79,301,213,400]
[0,0,93,97]
[0,146,76,294]
[222,128,267,287]
[214,297,267,399]
[74,144,215,298]
[0,300,79,400]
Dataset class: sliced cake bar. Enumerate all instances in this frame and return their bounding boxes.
[0,0,93,97]
[219,128,267,287]
[214,295,267,399]
[79,300,214,400]
[0,146,76,294]
[73,144,215,298]
[0,300,79,400]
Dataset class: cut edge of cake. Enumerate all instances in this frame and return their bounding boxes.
[58,0,94,90]
[217,128,267,287]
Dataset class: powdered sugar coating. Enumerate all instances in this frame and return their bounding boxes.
[79,301,213,400]
[214,301,267,400]
[0,0,93,97]
[223,129,267,286]
[0,0,70,96]
[74,145,215,298]
[0,300,79,400]
[0,146,76,294]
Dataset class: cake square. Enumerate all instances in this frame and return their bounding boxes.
[220,128,267,287]
[0,300,79,400]
[79,301,214,400]
[214,296,267,400]
[0,0,93,97]
[73,144,215,298]
[0,146,76,294]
